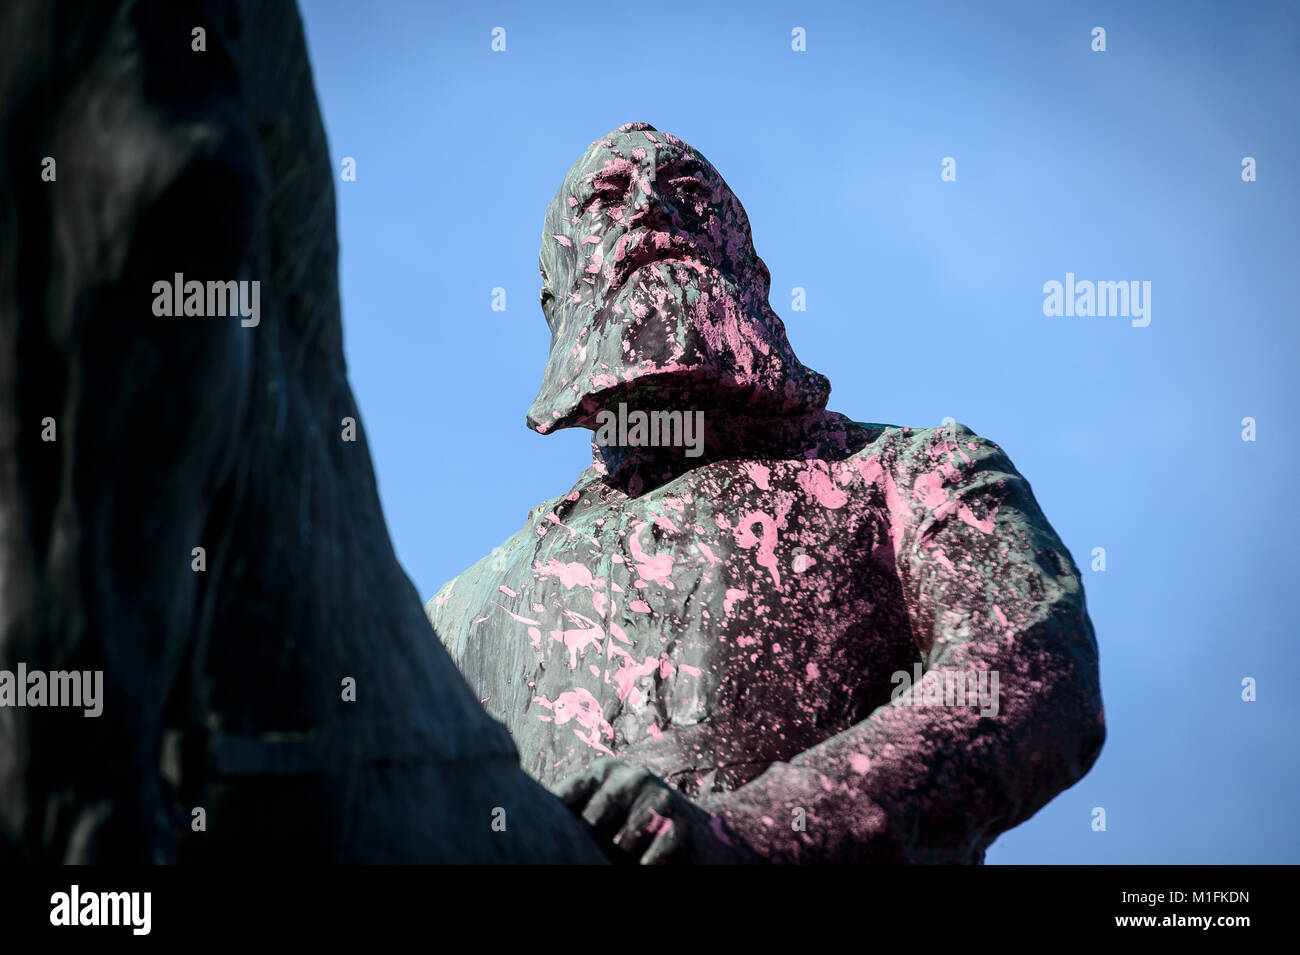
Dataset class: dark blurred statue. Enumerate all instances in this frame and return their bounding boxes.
[0,0,603,863]
[430,123,1106,863]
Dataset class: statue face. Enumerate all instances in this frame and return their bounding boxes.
[526,123,828,435]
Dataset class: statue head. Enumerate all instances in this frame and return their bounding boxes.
[525,123,830,437]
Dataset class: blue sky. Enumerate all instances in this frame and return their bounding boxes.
[298,0,1299,863]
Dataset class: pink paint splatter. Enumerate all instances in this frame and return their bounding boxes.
[797,467,847,509]
[734,511,781,587]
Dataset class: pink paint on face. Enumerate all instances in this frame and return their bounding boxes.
[958,502,999,534]
[913,470,950,514]
[628,599,652,613]
[527,124,831,436]
[498,585,518,598]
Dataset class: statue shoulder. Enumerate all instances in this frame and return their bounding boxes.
[849,420,1008,469]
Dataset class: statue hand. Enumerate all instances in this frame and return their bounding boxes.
[556,757,760,864]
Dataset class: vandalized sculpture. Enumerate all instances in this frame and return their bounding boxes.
[430,123,1106,863]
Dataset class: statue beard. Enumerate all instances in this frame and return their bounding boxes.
[526,257,829,439]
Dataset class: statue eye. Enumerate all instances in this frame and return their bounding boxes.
[580,169,633,213]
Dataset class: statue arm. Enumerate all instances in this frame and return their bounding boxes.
[702,424,1106,863]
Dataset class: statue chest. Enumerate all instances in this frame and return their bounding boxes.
[435,458,918,791]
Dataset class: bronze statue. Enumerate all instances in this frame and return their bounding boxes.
[430,123,1106,863]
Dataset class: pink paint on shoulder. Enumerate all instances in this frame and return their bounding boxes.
[549,609,605,668]
[613,654,660,703]
[534,688,614,755]
[653,512,680,533]
[743,462,771,491]
[857,456,910,560]
[723,588,748,614]
[493,603,542,627]
[533,558,595,590]
[734,511,781,587]
[797,467,847,509]
[628,522,675,585]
